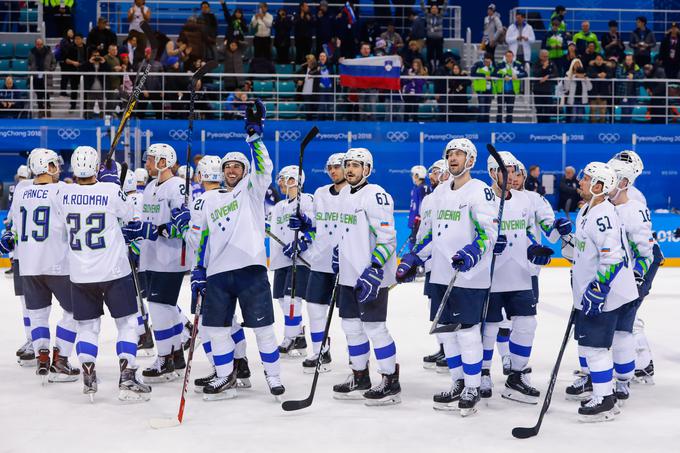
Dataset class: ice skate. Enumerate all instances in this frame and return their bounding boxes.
[459,387,481,417]
[633,360,654,385]
[613,379,630,407]
[182,320,193,351]
[136,330,155,357]
[364,364,401,406]
[203,370,238,401]
[333,367,371,400]
[264,371,285,401]
[142,353,178,383]
[82,362,97,403]
[565,374,592,401]
[502,368,540,404]
[234,357,252,388]
[48,348,80,383]
[173,347,186,370]
[302,340,332,374]
[17,341,36,367]
[422,345,444,370]
[480,369,493,399]
[435,357,448,374]
[433,378,464,411]
[36,348,50,385]
[278,328,307,358]
[118,359,152,402]
[578,394,618,422]
[194,368,216,393]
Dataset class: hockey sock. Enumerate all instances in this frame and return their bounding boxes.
[578,344,590,374]
[582,346,613,397]
[55,310,77,357]
[200,316,214,365]
[364,321,396,375]
[254,325,280,377]
[612,330,635,381]
[342,318,370,371]
[438,330,463,380]
[204,326,234,377]
[115,314,139,368]
[135,309,146,336]
[509,315,537,371]
[148,302,180,356]
[496,327,510,358]
[482,322,500,370]
[231,317,247,360]
[29,306,51,352]
[20,296,32,342]
[283,296,303,339]
[306,302,328,355]
[633,317,653,369]
[457,325,483,388]
[176,305,190,325]
[76,318,101,364]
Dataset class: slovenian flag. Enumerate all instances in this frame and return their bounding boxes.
[339,55,402,90]
[343,2,356,25]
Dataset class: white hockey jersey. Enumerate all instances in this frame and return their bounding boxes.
[572,200,638,312]
[192,137,273,277]
[269,193,314,271]
[6,178,34,264]
[628,185,647,205]
[56,182,133,284]
[524,190,560,276]
[10,181,69,276]
[306,184,344,273]
[337,183,397,288]
[418,178,498,289]
[415,191,435,273]
[615,198,654,275]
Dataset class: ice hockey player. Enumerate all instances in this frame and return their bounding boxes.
[57,146,151,402]
[332,147,401,406]
[407,165,429,251]
[134,167,148,191]
[294,152,347,373]
[397,138,498,416]
[186,100,284,400]
[269,165,314,357]
[565,161,638,422]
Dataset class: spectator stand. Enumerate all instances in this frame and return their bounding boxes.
[0,0,44,35]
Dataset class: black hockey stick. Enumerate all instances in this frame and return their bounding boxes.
[512,308,576,439]
[266,230,311,267]
[428,271,460,334]
[127,250,152,344]
[180,60,219,266]
[288,126,319,320]
[281,275,339,412]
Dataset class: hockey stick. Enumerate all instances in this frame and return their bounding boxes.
[149,294,204,429]
[180,60,219,266]
[266,230,311,267]
[512,308,576,439]
[428,270,460,334]
[128,251,152,345]
[281,275,339,412]
[288,126,319,320]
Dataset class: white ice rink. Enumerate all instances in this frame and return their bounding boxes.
[2,267,679,453]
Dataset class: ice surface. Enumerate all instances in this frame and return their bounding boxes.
[2,268,679,453]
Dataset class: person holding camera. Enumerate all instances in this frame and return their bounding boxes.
[251,2,273,59]
[82,48,111,118]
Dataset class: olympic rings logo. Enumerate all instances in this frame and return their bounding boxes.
[386,131,409,142]
[278,130,302,141]
[169,129,189,141]
[495,132,515,143]
[57,128,80,140]
[598,133,620,144]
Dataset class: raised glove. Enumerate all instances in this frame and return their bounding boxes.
[191,266,207,298]
[493,234,507,255]
[332,245,339,274]
[582,280,610,317]
[245,98,266,137]
[288,212,312,232]
[451,241,483,272]
[0,229,14,254]
[553,217,572,236]
[527,244,554,265]
[122,221,158,243]
[395,252,423,283]
[170,206,191,235]
[354,265,383,304]
[282,236,311,259]
[97,162,120,185]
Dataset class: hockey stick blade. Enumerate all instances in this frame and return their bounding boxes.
[511,427,538,439]
[281,398,312,411]
[149,417,181,429]
[193,60,219,82]
[301,126,320,149]
[431,323,461,334]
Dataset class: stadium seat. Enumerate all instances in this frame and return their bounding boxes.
[19,8,38,25]
[242,62,250,74]
[253,80,275,98]
[0,43,13,59]
[278,102,301,119]
[14,43,31,59]
[12,59,28,71]
[264,102,276,117]
[277,80,296,99]
[14,79,27,90]
[275,64,294,76]
[417,103,435,121]
[0,60,10,71]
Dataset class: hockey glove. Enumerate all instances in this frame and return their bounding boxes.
[97,162,120,185]
[582,280,610,317]
[527,244,554,265]
[245,98,266,137]
[170,206,191,235]
[451,242,483,272]
[553,217,572,236]
[282,236,311,259]
[395,252,423,283]
[331,245,339,274]
[288,212,312,232]
[191,266,207,298]
[0,229,14,254]
[493,234,507,255]
[354,265,384,304]
[122,221,159,243]
[561,233,575,263]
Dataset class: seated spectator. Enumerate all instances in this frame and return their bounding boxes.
[470,53,495,122]
[630,16,656,67]
[601,20,625,63]
[296,54,320,120]
[421,0,447,71]
[272,8,293,64]
[87,17,117,54]
[564,42,578,73]
[505,11,535,63]
[406,9,426,50]
[481,4,503,57]
[559,58,590,123]
[587,53,613,123]
[573,21,601,57]
[494,49,526,123]
[525,165,545,195]
[380,22,404,55]
[558,166,581,213]
[402,57,428,122]
[400,40,424,69]
[616,54,644,123]
[226,90,249,117]
[658,22,680,79]
[581,41,598,67]
[0,76,21,118]
[532,49,558,123]
[294,2,315,65]
[543,17,567,75]
[250,2,273,59]
[223,39,244,91]
[315,1,333,55]
[29,37,56,118]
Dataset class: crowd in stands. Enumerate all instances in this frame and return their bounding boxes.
[1,1,680,122]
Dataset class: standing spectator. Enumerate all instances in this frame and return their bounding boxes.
[525,165,545,195]
[293,2,315,65]
[580,41,598,68]
[104,44,123,112]
[127,0,151,52]
[315,1,334,55]
[550,5,567,34]
[494,50,526,123]
[360,19,382,49]
[421,0,446,72]
[272,9,293,64]
[161,36,192,68]
[564,42,579,73]
[164,57,191,118]
[402,58,428,122]
[223,40,244,91]
[64,33,88,111]
[439,61,469,121]
[55,29,75,97]
[630,16,656,67]
[406,9,426,50]
[601,20,625,63]
[221,1,248,46]
[296,54,320,120]
[559,58,590,123]
[558,166,581,214]
[400,39,424,69]
[616,54,644,123]
[505,12,535,64]
[380,22,404,55]
[82,48,111,119]
[543,17,567,75]
[481,4,503,58]
[470,53,495,122]
[643,63,667,123]
[532,49,558,123]
[136,47,163,119]
[658,22,680,79]
[87,17,117,54]
[180,16,206,63]
[587,53,613,123]
[198,1,218,60]
[28,38,56,118]
[317,51,334,120]
[0,76,20,118]
[120,34,139,66]
[573,21,600,57]
[334,0,359,58]
[250,2,273,59]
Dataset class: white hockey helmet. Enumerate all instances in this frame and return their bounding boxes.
[197,155,223,183]
[278,165,305,187]
[326,152,345,169]
[221,151,250,175]
[177,165,194,179]
[487,151,519,176]
[444,138,477,177]
[29,148,60,176]
[411,165,427,180]
[428,159,447,173]
[611,150,643,183]
[343,148,373,186]
[607,157,638,194]
[123,168,137,193]
[134,167,148,184]
[16,164,30,179]
[516,160,527,177]
[71,146,100,178]
[148,143,177,170]
[580,162,617,198]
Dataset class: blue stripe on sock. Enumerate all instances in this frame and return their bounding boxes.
[137,316,144,326]
[496,334,509,343]
[231,328,245,344]
[173,322,184,335]
[348,341,370,357]
[214,351,234,366]
[374,342,396,360]
[31,326,50,341]
[56,326,77,344]
[509,341,532,358]
[614,361,635,374]
[446,355,462,369]
[76,341,98,358]
[462,359,483,376]
[591,368,613,384]
[260,349,280,363]
[483,349,493,361]
[203,341,212,354]
[154,325,177,341]
[311,331,324,343]
[116,341,137,356]
[579,356,588,368]
[284,315,302,326]
[23,317,30,327]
